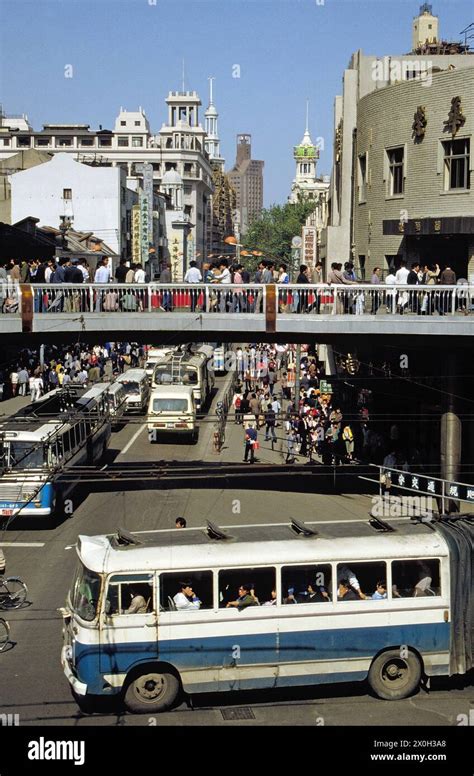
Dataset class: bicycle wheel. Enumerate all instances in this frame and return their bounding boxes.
[2,578,28,609]
[0,618,9,651]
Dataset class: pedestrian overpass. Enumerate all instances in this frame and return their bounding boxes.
[1,282,473,345]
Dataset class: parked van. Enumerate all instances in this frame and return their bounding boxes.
[105,382,128,426]
[116,369,150,414]
[145,347,176,383]
[151,346,215,411]
[147,385,197,443]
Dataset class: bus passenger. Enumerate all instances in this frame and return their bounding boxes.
[263,589,277,606]
[226,584,259,611]
[126,590,148,614]
[337,579,360,601]
[337,565,367,599]
[303,583,330,603]
[173,582,201,610]
[283,587,297,604]
[371,581,387,600]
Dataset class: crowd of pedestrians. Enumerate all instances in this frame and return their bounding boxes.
[231,345,359,466]
[1,255,468,317]
[0,342,145,403]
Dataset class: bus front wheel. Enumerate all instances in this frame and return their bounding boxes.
[124,668,180,713]
[368,649,422,700]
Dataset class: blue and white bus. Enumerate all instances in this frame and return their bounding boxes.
[61,516,473,713]
[0,385,111,522]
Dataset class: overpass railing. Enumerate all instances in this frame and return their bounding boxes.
[3,282,474,318]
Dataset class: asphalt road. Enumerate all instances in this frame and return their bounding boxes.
[0,379,472,731]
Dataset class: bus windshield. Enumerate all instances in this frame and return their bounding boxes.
[120,381,140,396]
[7,442,45,470]
[71,563,102,621]
[152,398,189,413]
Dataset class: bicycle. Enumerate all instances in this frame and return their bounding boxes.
[0,576,28,609]
[0,617,10,651]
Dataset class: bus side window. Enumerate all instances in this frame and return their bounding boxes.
[105,574,155,615]
[281,564,332,604]
[336,562,387,601]
[392,559,441,598]
[62,430,71,456]
[159,571,213,611]
[218,567,276,608]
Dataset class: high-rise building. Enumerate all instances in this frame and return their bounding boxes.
[227,134,264,236]
[204,79,236,255]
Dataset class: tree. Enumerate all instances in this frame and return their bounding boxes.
[241,198,316,275]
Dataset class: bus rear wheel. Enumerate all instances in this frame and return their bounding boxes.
[124,668,180,713]
[368,649,421,700]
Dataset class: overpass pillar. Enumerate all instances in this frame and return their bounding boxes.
[440,354,461,510]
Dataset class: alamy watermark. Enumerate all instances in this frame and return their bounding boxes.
[372,59,433,88]
[372,495,434,519]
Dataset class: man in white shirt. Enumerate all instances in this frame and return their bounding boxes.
[395,260,410,315]
[211,259,232,311]
[94,258,111,284]
[184,261,202,312]
[134,263,146,283]
[94,258,111,311]
[385,267,397,313]
[173,582,202,611]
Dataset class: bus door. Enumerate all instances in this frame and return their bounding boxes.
[217,567,279,690]
[100,573,158,682]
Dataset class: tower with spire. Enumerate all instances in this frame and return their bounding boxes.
[289,101,330,272]
[290,100,319,203]
[204,77,224,169]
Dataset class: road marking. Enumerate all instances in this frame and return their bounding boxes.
[0,542,45,548]
[118,423,146,456]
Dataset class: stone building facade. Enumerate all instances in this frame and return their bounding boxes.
[354,67,473,277]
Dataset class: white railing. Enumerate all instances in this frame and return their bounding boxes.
[2,282,473,318]
[276,283,473,317]
[25,283,267,315]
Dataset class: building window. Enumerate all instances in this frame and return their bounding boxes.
[443,139,470,190]
[117,136,129,147]
[120,120,126,126]
[152,163,161,171]
[79,137,94,147]
[358,153,367,202]
[132,136,143,148]
[134,120,141,126]
[35,137,50,147]
[388,147,404,195]
[63,189,72,200]
[98,136,112,147]
[17,136,31,147]
[57,138,72,147]
[2,138,10,146]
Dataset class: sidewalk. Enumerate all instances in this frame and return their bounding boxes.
[213,407,285,465]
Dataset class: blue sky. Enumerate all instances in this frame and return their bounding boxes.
[0,0,471,205]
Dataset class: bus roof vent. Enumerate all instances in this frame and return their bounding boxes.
[290,518,318,537]
[115,527,143,546]
[206,520,232,541]
[368,516,396,533]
